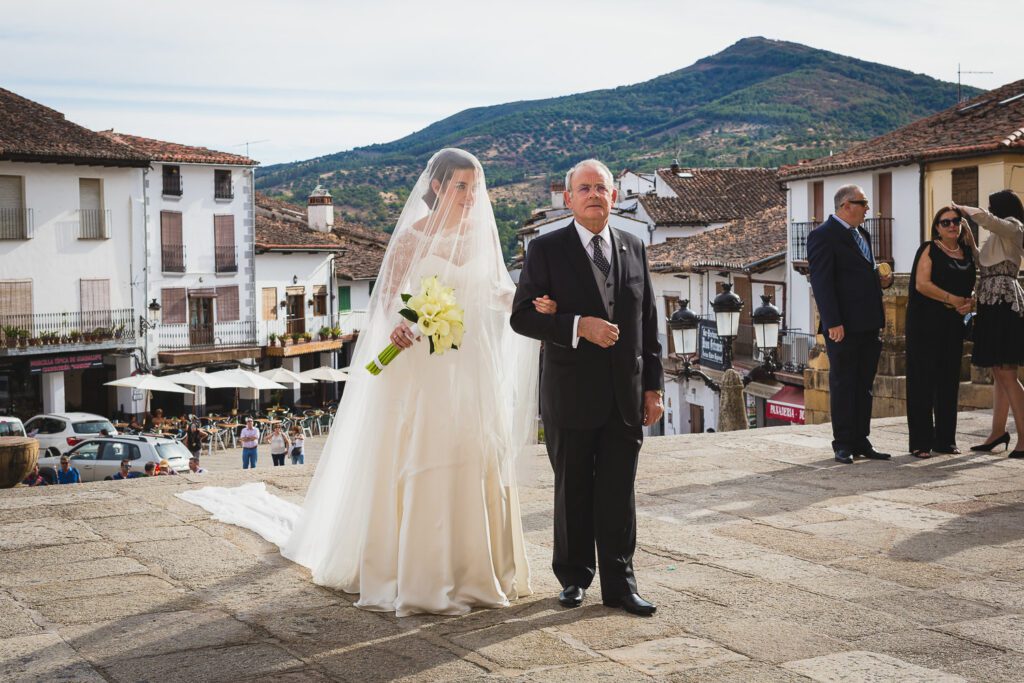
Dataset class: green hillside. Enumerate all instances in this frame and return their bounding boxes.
[257,36,979,256]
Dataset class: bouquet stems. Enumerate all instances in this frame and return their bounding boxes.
[366,343,402,375]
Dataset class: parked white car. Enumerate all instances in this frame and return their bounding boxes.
[23,412,117,458]
[36,434,190,483]
[0,416,26,437]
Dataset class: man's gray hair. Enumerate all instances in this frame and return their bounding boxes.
[565,159,614,192]
[834,185,864,211]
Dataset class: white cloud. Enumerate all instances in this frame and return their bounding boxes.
[1,0,1018,163]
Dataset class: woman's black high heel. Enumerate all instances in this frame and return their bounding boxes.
[971,432,1010,452]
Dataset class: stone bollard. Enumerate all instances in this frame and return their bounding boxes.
[0,436,39,488]
[717,368,749,432]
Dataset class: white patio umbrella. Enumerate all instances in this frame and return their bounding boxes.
[258,367,315,385]
[161,370,234,389]
[299,366,350,382]
[105,374,194,394]
[206,368,286,390]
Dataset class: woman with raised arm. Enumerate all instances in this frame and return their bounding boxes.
[180,149,553,616]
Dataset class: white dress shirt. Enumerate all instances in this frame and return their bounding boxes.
[572,221,612,348]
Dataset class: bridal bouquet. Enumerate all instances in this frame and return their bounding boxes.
[366,276,464,376]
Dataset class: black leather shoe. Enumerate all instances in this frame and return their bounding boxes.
[855,449,891,460]
[834,450,854,464]
[603,592,656,616]
[558,585,585,608]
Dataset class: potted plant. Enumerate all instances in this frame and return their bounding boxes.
[293,332,304,344]
[28,335,41,347]
[318,326,330,341]
[93,327,109,341]
[331,326,342,340]
[268,332,278,347]
[68,329,81,344]
[3,326,17,349]
[17,330,29,348]
[302,331,312,343]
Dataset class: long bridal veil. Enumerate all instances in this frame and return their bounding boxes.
[180,149,539,605]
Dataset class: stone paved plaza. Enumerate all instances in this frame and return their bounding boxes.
[3,411,1024,682]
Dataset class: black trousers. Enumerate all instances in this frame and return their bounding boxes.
[906,318,964,452]
[271,452,286,466]
[543,403,642,598]
[824,329,882,453]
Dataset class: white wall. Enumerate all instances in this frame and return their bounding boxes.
[255,252,334,341]
[888,165,921,273]
[0,161,144,315]
[616,171,655,199]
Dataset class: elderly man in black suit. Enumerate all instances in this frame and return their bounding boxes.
[807,184,894,464]
[510,159,663,616]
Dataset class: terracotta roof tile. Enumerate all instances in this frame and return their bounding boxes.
[779,79,1024,180]
[638,168,785,225]
[255,193,345,251]
[98,130,257,166]
[0,87,150,166]
[647,204,787,273]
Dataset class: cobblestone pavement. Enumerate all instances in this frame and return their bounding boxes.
[2,411,1023,682]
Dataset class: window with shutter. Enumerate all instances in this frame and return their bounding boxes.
[0,280,32,331]
[313,285,327,315]
[262,287,278,320]
[0,175,28,239]
[161,212,184,272]
[78,178,105,239]
[80,279,111,329]
[162,166,182,196]
[337,286,351,311]
[161,288,187,324]
[214,215,236,273]
[216,286,239,322]
[214,170,232,200]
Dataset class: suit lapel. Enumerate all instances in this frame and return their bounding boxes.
[610,228,628,295]
[561,222,605,313]
[831,218,873,267]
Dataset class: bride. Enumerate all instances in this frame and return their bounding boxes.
[179,149,551,616]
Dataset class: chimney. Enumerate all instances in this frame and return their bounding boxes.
[670,159,680,175]
[550,180,566,209]
[307,185,334,232]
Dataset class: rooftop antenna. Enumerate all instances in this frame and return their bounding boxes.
[233,139,270,158]
[957,64,992,103]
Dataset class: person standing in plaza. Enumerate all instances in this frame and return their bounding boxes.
[239,418,260,469]
[269,424,290,467]
[289,425,305,465]
[807,184,894,464]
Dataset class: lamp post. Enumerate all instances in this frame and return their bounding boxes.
[711,283,743,370]
[666,299,719,391]
[749,294,783,383]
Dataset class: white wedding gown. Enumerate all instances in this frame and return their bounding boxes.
[180,243,533,616]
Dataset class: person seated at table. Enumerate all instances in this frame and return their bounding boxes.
[128,415,144,432]
[112,458,143,480]
[22,464,46,486]
[143,461,156,476]
[148,408,166,431]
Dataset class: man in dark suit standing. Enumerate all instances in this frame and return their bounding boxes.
[511,159,663,616]
[807,184,894,464]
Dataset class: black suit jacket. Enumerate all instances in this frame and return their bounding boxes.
[510,221,663,429]
[807,216,885,334]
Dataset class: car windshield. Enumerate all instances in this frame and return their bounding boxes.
[0,421,26,437]
[156,442,191,461]
[73,420,115,434]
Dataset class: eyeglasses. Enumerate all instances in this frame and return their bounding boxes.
[938,218,961,227]
[846,199,869,207]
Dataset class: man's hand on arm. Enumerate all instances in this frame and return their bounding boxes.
[828,325,845,343]
[577,316,619,348]
[642,390,664,427]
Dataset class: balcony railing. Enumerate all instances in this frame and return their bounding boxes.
[162,244,186,273]
[158,319,257,350]
[337,309,368,334]
[78,209,111,239]
[779,329,815,372]
[163,176,183,197]
[214,184,233,200]
[0,208,34,240]
[214,246,238,273]
[790,221,815,262]
[863,217,894,263]
[0,308,137,350]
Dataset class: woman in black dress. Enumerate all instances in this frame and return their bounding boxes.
[906,207,977,458]
[954,191,1024,459]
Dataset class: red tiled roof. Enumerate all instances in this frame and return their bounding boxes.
[0,87,150,166]
[98,130,257,166]
[333,222,388,280]
[779,79,1024,180]
[638,168,784,225]
[647,204,787,273]
[255,193,345,251]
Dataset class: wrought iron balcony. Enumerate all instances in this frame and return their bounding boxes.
[0,308,137,353]
[161,244,186,273]
[0,208,34,240]
[863,217,894,263]
[789,221,815,262]
[214,246,238,273]
[162,175,183,197]
[78,209,111,239]
[158,319,257,350]
[779,329,815,372]
[214,184,233,200]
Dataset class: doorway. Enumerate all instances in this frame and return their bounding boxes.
[189,296,214,346]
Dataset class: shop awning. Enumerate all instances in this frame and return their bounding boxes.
[766,384,805,424]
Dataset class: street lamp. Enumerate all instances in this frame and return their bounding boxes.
[666,299,719,391]
[749,294,782,383]
[139,298,161,336]
[711,283,743,370]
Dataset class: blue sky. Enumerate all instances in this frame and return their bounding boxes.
[2,0,1017,165]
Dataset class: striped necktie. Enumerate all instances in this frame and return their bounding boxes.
[590,235,610,277]
[850,227,872,263]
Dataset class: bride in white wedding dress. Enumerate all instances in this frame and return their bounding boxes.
[179,149,547,616]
